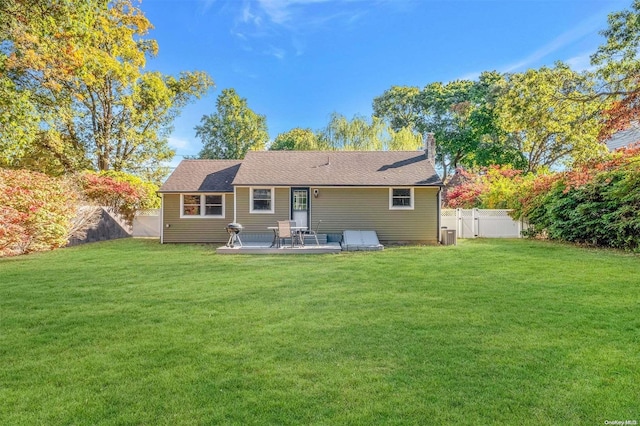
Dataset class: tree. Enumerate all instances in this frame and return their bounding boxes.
[319,113,389,151]
[591,0,640,139]
[270,127,321,150]
[374,72,525,180]
[0,0,214,181]
[388,126,423,150]
[494,63,607,173]
[196,88,268,159]
[372,86,422,131]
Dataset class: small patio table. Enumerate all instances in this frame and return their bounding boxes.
[268,226,307,248]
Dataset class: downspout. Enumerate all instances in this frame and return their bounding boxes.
[159,193,164,244]
[233,188,237,223]
[437,187,442,243]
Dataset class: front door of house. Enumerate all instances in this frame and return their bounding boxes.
[291,188,309,228]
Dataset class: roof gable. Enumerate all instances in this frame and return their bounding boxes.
[159,160,242,193]
[232,151,442,187]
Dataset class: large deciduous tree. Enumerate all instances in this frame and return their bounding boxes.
[0,0,213,181]
[374,72,524,180]
[591,0,640,139]
[270,127,321,150]
[494,63,607,173]
[196,88,268,159]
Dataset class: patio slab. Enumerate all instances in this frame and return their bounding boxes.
[216,241,342,255]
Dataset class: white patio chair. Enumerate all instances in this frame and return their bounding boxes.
[303,220,321,246]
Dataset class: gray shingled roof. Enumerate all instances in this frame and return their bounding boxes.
[233,151,442,186]
[606,125,640,151]
[158,159,242,192]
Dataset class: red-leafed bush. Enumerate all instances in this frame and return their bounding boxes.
[0,169,78,256]
[445,166,525,209]
[77,171,159,225]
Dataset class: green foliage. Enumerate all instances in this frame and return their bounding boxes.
[318,112,422,151]
[0,0,213,181]
[0,168,78,256]
[372,85,422,131]
[495,63,607,172]
[374,72,526,179]
[196,88,268,159]
[388,126,423,150]
[591,0,640,137]
[270,127,321,150]
[513,146,640,251]
[445,166,528,209]
[77,170,159,225]
[319,113,387,150]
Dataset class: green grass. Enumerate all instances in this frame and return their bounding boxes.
[1,239,638,425]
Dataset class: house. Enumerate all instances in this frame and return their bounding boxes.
[157,150,443,245]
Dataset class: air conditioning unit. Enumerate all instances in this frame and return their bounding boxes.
[441,228,457,246]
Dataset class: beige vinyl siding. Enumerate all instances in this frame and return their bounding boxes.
[235,187,291,231]
[310,187,439,243]
[162,193,233,243]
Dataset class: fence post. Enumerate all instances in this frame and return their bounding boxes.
[456,208,462,238]
[473,208,479,238]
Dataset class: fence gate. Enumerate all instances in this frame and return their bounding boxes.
[441,209,524,239]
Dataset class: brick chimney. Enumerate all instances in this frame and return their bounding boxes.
[424,132,436,161]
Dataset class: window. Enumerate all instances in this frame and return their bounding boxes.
[389,188,414,210]
[250,187,274,213]
[181,194,224,218]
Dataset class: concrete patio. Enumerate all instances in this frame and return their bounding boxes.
[216,241,342,255]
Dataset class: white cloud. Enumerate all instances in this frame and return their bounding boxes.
[565,53,595,72]
[264,45,286,59]
[257,0,333,25]
[502,11,605,73]
[199,0,217,14]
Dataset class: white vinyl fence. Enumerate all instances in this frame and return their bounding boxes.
[133,208,526,239]
[441,209,526,238]
[132,209,161,237]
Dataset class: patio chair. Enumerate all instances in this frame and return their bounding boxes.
[303,220,321,246]
[289,221,304,247]
[277,220,295,248]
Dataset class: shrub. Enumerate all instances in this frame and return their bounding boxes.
[445,166,527,209]
[514,145,640,251]
[0,169,78,256]
[77,171,159,225]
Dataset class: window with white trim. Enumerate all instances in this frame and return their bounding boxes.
[181,194,224,218]
[389,188,414,210]
[250,187,274,213]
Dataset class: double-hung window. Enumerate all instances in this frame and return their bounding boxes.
[389,188,414,210]
[250,187,274,213]
[181,194,224,218]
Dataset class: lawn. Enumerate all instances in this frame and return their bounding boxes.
[0,238,638,425]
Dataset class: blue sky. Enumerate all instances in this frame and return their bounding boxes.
[140,0,630,165]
